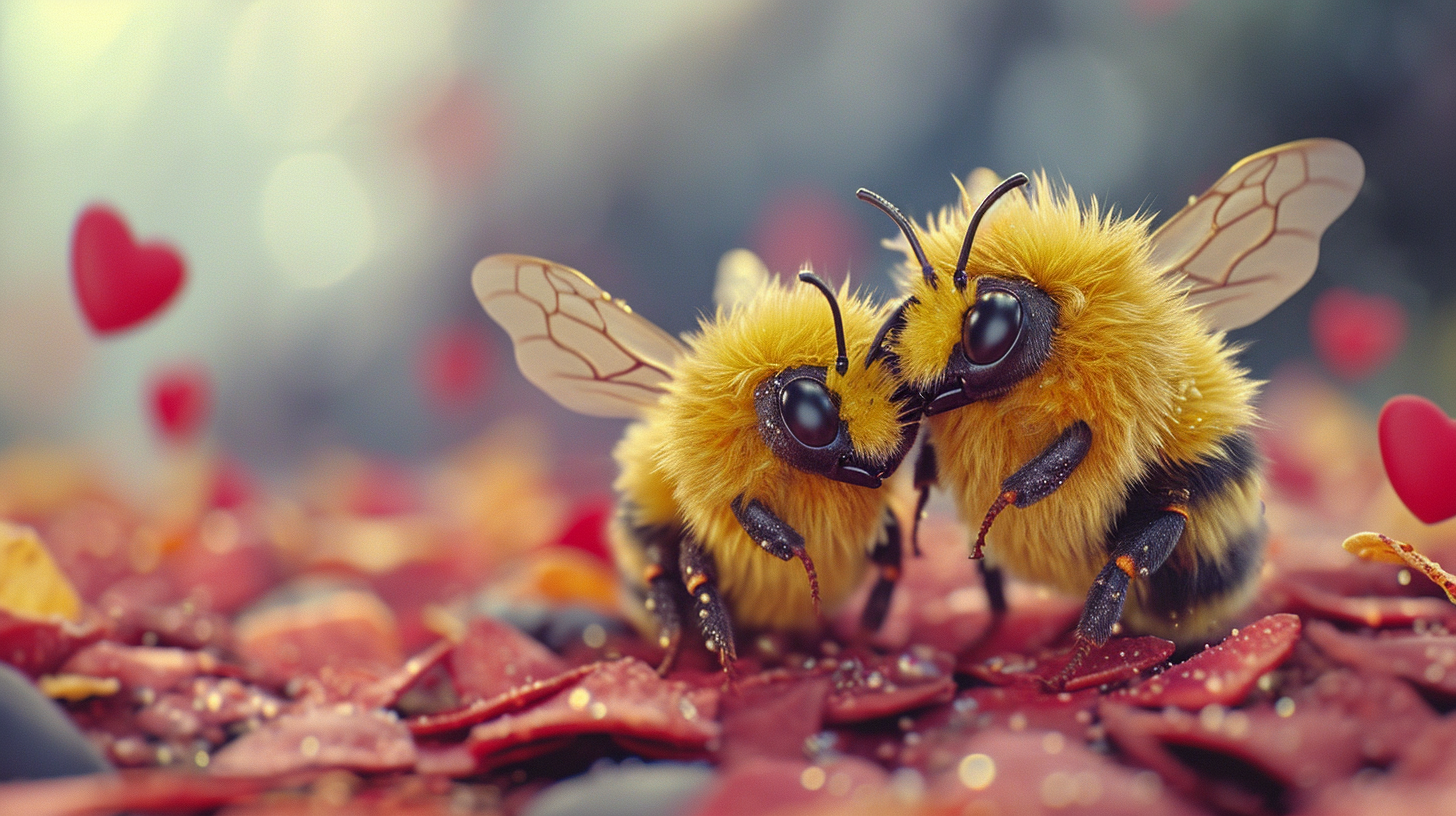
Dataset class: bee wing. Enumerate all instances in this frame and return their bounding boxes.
[1149,139,1364,330]
[472,254,686,419]
[713,248,773,311]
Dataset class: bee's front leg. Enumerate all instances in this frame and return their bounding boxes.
[679,535,737,671]
[973,420,1092,558]
[730,494,820,613]
[640,540,684,675]
[859,507,903,633]
[1045,503,1187,691]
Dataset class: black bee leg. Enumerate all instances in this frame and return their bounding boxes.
[980,560,1007,615]
[679,535,737,671]
[973,421,1092,558]
[641,543,684,675]
[909,441,937,558]
[730,494,820,613]
[860,508,904,633]
[1045,506,1187,691]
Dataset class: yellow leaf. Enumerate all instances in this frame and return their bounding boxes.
[0,521,83,622]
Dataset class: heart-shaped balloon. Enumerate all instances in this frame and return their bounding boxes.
[1310,287,1406,381]
[71,205,186,334]
[148,365,212,442]
[1379,395,1456,524]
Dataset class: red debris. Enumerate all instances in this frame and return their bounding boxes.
[1118,614,1302,708]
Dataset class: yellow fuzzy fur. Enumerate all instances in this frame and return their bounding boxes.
[611,278,905,631]
[891,172,1262,642]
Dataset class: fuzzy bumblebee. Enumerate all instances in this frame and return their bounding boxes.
[859,139,1364,684]
[472,251,919,671]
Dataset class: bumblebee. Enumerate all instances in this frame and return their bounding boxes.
[472,250,919,670]
[859,140,1363,683]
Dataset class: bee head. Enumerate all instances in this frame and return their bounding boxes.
[749,272,919,489]
[860,175,1061,415]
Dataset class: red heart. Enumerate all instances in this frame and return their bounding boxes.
[1309,287,1406,381]
[1379,395,1456,524]
[71,204,186,334]
[148,365,212,442]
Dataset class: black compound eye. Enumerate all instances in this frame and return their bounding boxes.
[780,377,840,448]
[962,289,1023,365]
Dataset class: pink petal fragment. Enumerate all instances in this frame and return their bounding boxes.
[1305,619,1456,694]
[822,647,956,724]
[967,635,1174,691]
[447,616,569,701]
[407,663,596,737]
[465,658,719,771]
[719,672,831,764]
[1118,613,1302,708]
[688,756,888,816]
[208,707,417,777]
[61,641,219,693]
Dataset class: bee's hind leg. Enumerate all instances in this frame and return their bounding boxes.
[860,508,904,634]
[1045,504,1187,691]
[679,535,737,671]
[641,543,684,675]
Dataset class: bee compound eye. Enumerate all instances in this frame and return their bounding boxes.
[780,377,840,449]
[962,289,1023,365]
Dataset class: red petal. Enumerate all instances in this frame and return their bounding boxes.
[208,707,417,776]
[967,635,1174,691]
[465,658,719,772]
[1118,614,1302,708]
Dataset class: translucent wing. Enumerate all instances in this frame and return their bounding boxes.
[472,254,686,419]
[1150,139,1364,330]
[713,248,772,311]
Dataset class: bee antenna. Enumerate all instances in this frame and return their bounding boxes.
[798,271,849,376]
[953,172,1029,290]
[856,188,937,290]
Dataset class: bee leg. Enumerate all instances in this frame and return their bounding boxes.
[730,494,820,613]
[860,508,904,633]
[1044,506,1186,691]
[679,535,738,670]
[909,440,937,558]
[972,421,1092,558]
[980,560,1007,615]
[641,549,684,675]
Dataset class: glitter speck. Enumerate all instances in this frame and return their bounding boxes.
[1041,731,1065,755]
[300,735,321,758]
[958,753,995,790]
[801,766,826,791]
[568,688,591,711]
[589,701,608,720]
[1275,696,1296,717]
[1040,771,1078,808]
[582,623,607,649]
[679,698,699,720]
[1398,569,1412,586]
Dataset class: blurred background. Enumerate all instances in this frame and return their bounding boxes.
[0,0,1452,494]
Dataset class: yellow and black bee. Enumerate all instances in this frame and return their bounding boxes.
[472,250,919,671]
[858,139,1364,684]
